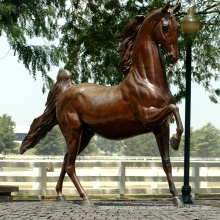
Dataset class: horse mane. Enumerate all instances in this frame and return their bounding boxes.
[118,15,145,75]
[118,8,163,75]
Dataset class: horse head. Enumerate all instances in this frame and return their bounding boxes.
[131,2,181,64]
[153,2,181,64]
[118,2,181,74]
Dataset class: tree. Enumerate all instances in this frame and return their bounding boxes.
[35,127,102,156]
[190,123,220,158]
[34,126,66,155]
[95,136,123,155]
[0,114,18,154]
[176,123,220,158]
[60,0,220,103]
[122,133,158,156]
[172,0,220,103]
[79,137,100,156]
[0,0,66,92]
[1,1,219,101]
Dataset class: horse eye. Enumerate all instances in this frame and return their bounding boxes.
[162,25,168,33]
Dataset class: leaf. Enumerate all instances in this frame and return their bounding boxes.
[215,89,220,96]
[209,95,218,104]
[1,0,219,100]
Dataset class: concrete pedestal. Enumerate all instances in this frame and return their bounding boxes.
[0,186,19,202]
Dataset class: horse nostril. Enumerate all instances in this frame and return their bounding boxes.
[166,53,177,64]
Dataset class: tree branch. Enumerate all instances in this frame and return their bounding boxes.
[88,0,98,14]
[176,5,219,18]
[0,49,11,59]
[202,3,220,12]
[197,10,219,15]
[200,22,217,25]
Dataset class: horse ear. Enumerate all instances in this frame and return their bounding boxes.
[161,1,170,14]
[172,3,181,14]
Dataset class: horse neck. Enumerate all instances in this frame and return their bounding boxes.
[129,37,168,88]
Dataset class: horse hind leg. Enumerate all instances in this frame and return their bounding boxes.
[77,129,94,206]
[56,152,68,201]
[64,118,94,205]
[154,125,184,208]
[78,129,94,156]
[55,129,94,203]
[66,133,94,206]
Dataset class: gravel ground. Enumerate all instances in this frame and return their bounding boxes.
[0,200,219,220]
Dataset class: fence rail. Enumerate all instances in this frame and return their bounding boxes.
[1,155,220,161]
[0,160,219,199]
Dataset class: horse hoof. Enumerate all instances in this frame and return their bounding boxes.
[173,197,185,208]
[170,136,180,151]
[56,195,66,202]
[83,198,94,206]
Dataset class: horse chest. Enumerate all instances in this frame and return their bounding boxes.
[129,82,173,109]
[144,87,173,107]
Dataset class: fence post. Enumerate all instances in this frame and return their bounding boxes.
[40,163,47,198]
[192,163,200,199]
[151,167,158,188]
[118,161,125,199]
[93,167,100,189]
[33,167,41,193]
[200,167,208,188]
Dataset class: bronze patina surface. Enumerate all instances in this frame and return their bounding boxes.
[21,2,184,208]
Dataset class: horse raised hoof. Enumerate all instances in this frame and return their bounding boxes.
[173,197,185,208]
[170,136,180,151]
[56,195,66,202]
[83,198,94,206]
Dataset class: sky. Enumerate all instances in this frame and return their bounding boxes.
[0,36,219,136]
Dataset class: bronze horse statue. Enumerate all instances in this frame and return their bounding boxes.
[20,2,184,207]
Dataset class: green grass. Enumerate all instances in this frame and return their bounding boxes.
[13,194,220,200]
[3,167,33,172]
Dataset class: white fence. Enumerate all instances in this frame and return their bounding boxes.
[0,160,219,198]
[2,155,220,161]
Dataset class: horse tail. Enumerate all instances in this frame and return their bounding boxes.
[20,69,73,154]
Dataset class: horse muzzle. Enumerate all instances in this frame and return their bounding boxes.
[166,53,178,64]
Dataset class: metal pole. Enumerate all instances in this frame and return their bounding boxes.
[181,41,193,204]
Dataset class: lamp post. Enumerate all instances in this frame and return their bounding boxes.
[181,7,200,204]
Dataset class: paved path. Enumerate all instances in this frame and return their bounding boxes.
[0,200,219,219]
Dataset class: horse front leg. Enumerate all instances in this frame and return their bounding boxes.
[169,105,183,151]
[143,104,183,150]
[154,125,184,208]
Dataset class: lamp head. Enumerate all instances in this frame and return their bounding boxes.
[181,8,200,34]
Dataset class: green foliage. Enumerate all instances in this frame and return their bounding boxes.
[190,123,220,158]
[95,136,123,155]
[79,137,100,156]
[32,122,220,157]
[60,0,220,103]
[0,114,18,154]
[60,0,158,85]
[175,123,220,158]
[34,126,66,155]
[1,0,219,101]
[171,0,220,103]
[122,133,158,156]
[0,0,66,90]
[91,123,220,158]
